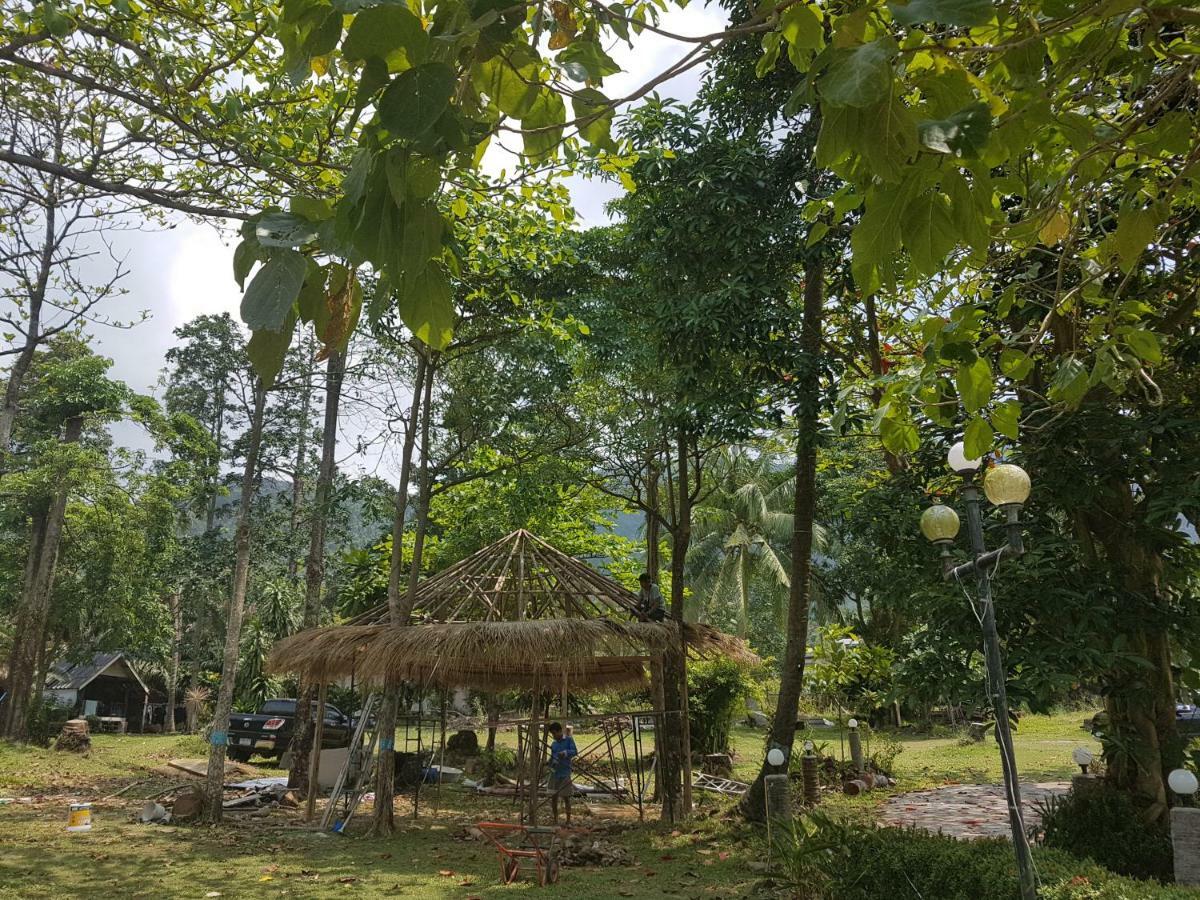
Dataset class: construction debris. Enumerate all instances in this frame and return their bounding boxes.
[557,834,634,868]
[138,801,171,824]
[167,758,254,779]
[54,719,91,753]
[693,772,749,797]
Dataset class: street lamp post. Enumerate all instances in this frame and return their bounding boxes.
[920,441,1036,900]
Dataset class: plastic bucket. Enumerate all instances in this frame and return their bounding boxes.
[66,802,92,832]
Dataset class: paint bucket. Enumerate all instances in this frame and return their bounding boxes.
[66,802,92,832]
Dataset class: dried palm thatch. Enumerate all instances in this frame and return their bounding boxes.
[269,618,757,691]
[272,530,756,691]
[347,529,641,625]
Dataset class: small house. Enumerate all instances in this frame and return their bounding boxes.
[43,652,150,733]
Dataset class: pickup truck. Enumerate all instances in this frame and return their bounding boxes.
[226,698,354,762]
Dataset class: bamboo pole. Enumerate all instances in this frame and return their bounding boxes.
[306,682,328,822]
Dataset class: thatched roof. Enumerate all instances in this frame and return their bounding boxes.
[268,618,756,691]
[347,529,640,625]
[270,530,757,691]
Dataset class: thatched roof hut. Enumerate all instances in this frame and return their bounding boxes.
[269,530,757,691]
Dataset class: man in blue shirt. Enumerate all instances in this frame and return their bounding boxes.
[547,721,577,824]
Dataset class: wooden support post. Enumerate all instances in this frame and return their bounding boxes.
[526,689,543,825]
[561,672,569,720]
[306,682,328,822]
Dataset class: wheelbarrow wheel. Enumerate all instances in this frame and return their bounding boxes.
[545,858,561,885]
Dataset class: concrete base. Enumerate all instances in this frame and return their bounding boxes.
[1172,807,1200,886]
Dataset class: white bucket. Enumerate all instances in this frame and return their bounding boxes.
[66,802,92,832]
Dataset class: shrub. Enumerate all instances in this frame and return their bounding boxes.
[687,657,756,756]
[1035,784,1174,882]
[773,815,1190,900]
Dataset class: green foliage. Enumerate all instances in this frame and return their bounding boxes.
[686,657,758,756]
[805,624,894,717]
[775,815,1189,899]
[1035,786,1174,883]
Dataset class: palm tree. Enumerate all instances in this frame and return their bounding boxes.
[686,448,824,637]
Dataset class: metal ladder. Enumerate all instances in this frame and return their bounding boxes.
[319,692,379,831]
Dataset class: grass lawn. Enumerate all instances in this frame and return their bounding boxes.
[0,712,1105,899]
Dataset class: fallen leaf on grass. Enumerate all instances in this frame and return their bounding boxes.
[459,880,474,887]
[438,870,455,877]
[337,876,357,884]
[379,853,392,860]
[717,851,730,861]
[660,854,674,861]
[204,893,222,898]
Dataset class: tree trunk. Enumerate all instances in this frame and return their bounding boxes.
[1,415,83,740]
[373,351,429,835]
[203,381,267,822]
[287,342,316,582]
[288,350,346,794]
[166,591,182,734]
[672,428,694,816]
[645,458,666,801]
[742,255,824,822]
[1084,478,1178,823]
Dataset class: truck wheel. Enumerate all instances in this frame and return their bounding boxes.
[228,748,252,763]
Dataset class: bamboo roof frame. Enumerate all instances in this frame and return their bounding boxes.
[346,529,642,625]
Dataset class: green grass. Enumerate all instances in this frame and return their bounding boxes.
[0,712,1108,898]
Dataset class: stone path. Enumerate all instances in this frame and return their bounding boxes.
[879,782,1069,839]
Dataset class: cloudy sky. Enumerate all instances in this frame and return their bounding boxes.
[10,4,726,477]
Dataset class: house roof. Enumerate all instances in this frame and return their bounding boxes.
[45,652,149,694]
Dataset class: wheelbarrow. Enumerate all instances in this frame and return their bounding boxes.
[477,821,562,886]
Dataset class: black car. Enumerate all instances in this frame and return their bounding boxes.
[227,698,354,762]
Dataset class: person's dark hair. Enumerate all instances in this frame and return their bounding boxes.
[638,573,651,583]
[549,722,563,734]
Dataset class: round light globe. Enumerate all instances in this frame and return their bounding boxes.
[1072,747,1094,766]
[847,718,859,729]
[767,748,786,767]
[984,463,1032,508]
[803,740,814,753]
[947,441,982,474]
[1169,768,1199,796]
[920,504,960,543]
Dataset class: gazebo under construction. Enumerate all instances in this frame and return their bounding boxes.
[270,529,754,828]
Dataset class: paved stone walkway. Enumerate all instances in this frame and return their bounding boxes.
[879,782,1069,839]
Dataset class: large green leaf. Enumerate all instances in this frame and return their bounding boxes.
[1113,207,1157,272]
[917,102,992,157]
[255,211,320,248]
[990,400,1020,440]
[880,416,919,453]
[399,264,454,349]
[850,178,917,292]
[963,415,994,458]
[782,3,824,50]
[889,0,994,26]
[901,191,956,274]
[397,203,445,277]
[379,63,457,140]
[571,88,616,151]
[558,39,620,82]
[342,4,428,69]
[522,89,566,161]
[240,250,308,332]
[1048,356,1089,407]
[955,357,993,413]
[473,45,540,117]
[1124,328,1162,365]
[247,311,297,388]
[820,38,897,108]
